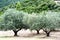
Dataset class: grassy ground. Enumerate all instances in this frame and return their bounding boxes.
[0,29,60,40]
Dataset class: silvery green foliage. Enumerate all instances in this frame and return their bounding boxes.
[44,11,60,30]
[0,9,25,30]
[23,11,60,30]
[0,10,60,31]
[22,13,29,28]
[23,13,43,30]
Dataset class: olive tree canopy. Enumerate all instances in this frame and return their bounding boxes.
[0,9,27,36]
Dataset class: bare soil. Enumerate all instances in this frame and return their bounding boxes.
[0,29,60,40]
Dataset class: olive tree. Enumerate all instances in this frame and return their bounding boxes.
[23,13,43,34]
[23,11,60,36]
[42,11,60,37]
[0,9,27,36]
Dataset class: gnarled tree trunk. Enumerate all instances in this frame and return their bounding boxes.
[36,30,39,34]
[46,31,50,37]
[43,30,51,37]
[13,29,20,36]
